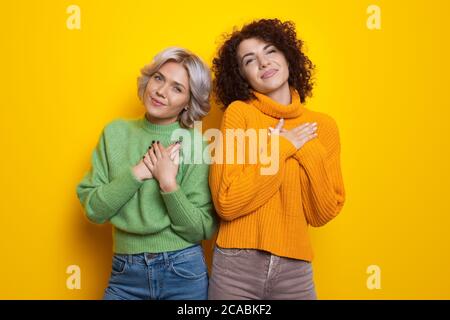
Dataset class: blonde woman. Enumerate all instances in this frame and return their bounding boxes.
[77,47,217,300]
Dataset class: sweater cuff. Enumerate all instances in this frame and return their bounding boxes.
[294,138,327,166]
[278,135,298,160]
[119,166,145,189]
[160,186,194,227]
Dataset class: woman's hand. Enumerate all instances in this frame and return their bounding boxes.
[270,118,318,149]
[132,157,153,181]
[145,141,181,192]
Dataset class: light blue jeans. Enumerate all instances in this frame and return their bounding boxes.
[103,244,208,300]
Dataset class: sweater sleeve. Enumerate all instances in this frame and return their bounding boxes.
[76,129,144,224]
[294,116,346,227]
[160,142,217,243]
[209,103,297,221]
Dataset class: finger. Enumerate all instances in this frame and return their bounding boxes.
[148,146,158,164]
[154,141,163,159]
[143,155,154,172]
[158,141,167,152]
[169,143,181,157]
[297,125,317,137]
[297,131,317,144]
[169,151,177,162]
[294,122,316,133]
[172,150,180,165]
[167,140,181,153]
[293,122,309,132]
[303,132,318,143]
[268,127,275,136]
[295,122,317,136]
[166,143,175,153]
[275,118,285,131]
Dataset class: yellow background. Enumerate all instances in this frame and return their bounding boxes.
[1,0,449,299]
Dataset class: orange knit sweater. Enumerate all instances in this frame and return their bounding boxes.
[209,89,346,261]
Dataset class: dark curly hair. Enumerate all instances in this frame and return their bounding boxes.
[212,18,315,107]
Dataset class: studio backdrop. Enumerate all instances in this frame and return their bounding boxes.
[0,0,449,299]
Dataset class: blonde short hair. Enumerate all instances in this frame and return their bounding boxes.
[138,47,212,128]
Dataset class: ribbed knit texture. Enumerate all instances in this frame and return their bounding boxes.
[209,89,345,261]
[77,115,217,254]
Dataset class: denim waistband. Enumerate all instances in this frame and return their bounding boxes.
[114,244,202,265]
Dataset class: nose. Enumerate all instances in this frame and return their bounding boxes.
[155,84,167,99]
[258,55,270,69]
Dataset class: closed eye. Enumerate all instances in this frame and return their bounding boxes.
[244,59,254,66]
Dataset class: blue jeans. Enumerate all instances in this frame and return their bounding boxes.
[103,244,208,300]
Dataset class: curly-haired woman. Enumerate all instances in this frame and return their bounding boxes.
[77,47,217,300]
[208,19,346,300]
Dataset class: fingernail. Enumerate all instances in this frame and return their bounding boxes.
[152,140,155,144]
[157,141,160,144]
[143,156,145,159]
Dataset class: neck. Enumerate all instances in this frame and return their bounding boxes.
[266,82,291,105]
[251,87,305,119]
[141,113,181,134]
[145,113,177,126]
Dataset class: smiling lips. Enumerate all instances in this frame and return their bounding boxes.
[150,97,166,107]
[261,69,278,79]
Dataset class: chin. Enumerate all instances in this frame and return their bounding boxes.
[259,84,282,94]
[258,78,283,91]
[146,109,161,118]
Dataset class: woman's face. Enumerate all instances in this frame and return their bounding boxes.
[143,61,190,125]
[237,37,289,95]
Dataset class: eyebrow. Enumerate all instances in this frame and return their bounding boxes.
[240,44,274,64]
[154,71,187,90]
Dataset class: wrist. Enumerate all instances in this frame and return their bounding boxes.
[132,165,146,182]
[159,180,178,193]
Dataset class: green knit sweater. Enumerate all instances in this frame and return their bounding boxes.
[76,115,217,254]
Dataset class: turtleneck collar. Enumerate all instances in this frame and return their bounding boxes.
[140,113,182,134]
[251,88,305,119]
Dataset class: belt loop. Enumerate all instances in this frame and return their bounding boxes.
[163,252,169,267]
[128,254,132,264]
